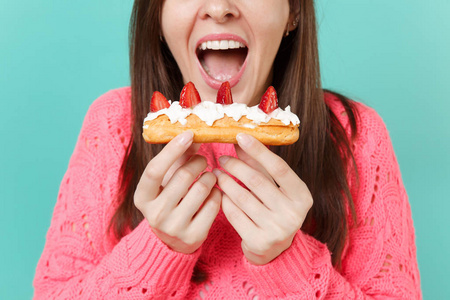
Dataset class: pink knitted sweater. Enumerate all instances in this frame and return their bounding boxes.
[34,87,421,299]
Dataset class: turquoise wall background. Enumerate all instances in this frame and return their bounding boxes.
[1,0,448,298]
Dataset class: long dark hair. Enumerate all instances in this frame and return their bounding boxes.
[110,0,358,270]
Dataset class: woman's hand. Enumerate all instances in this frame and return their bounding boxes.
[215,133,313,265]
[134,131,221,254]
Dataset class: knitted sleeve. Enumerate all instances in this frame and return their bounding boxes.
[33,89,199,299]
[242,103,422,299]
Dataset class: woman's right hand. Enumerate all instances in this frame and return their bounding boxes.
[134,131,221,254]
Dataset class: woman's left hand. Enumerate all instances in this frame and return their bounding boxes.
[214,133,313,265]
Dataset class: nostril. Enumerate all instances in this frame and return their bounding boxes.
[222,11,235,20]
[199,3,240,22]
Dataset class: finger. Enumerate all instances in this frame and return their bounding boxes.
[161,143,201,187]
[234,144,275,185]
[215,169,270,225]
[218,156,283,211]
[188,187,222,236]
[175,172,217,221]
[221,193,259,242]
[236,133,308,200]
[158,155,208,209]
[135,131,194,201]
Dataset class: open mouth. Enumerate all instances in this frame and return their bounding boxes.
[196,38,248,88]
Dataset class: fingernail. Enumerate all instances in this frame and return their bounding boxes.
[212,168,222,177]
[176,131,193,146]
[236,133,252,148]
[219,156,230,165]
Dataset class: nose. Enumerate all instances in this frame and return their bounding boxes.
[198,0,240,23]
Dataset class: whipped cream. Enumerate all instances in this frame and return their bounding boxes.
[143,101,300,127]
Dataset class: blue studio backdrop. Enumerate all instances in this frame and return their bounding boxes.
[1,0,449,299]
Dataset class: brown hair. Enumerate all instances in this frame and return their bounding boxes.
[110,0,358,271]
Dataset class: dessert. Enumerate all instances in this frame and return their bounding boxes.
[142,82,300,145]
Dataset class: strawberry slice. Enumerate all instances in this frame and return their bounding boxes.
[216,81,233,105]
[150,91,170,112]
[258,86,278,114]
[179,82,201,108]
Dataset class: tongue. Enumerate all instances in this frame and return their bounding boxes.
[201,49,246,81]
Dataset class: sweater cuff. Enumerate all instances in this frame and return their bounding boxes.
[242,231,331,297]
[105,220,201,291]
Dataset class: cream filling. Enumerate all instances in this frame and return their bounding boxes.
[144,101,300,127]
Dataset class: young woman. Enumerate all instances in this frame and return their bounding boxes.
[34,0,422,298]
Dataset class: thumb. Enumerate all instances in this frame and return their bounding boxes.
[234,144,275,185]
[161,142,202,187]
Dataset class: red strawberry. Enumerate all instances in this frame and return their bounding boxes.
[216,81,233,105]
[258,86,278,113]
[150,91,170,112]
[179,82,201,108]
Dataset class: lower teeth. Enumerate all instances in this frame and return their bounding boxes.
[214,74,233,81]
[201,61,210,74]
[201,61,235,81]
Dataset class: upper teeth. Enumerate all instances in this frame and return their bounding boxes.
[198,40,246,50]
